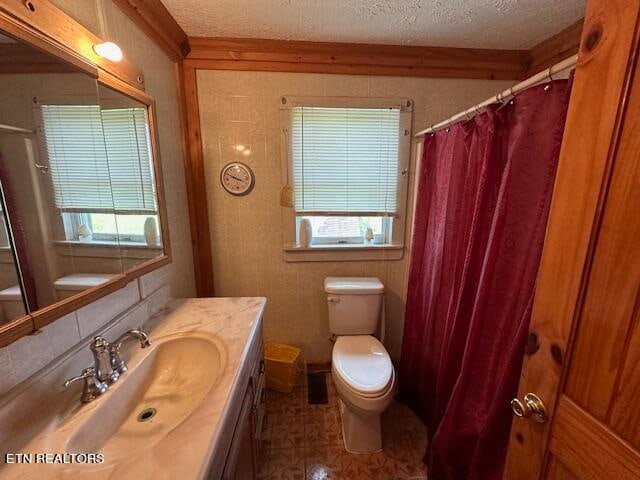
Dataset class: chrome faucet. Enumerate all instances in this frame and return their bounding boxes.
[63,367,108,403]
[109,329,151,374]
[90,336,120,384]
[64,329,151,403]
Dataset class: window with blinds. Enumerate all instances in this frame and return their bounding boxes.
[291,106,401,216]
[40,104,157,214]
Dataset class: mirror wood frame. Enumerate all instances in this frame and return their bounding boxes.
[0,0,171,347]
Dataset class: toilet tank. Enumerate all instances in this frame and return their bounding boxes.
[324,277,384,335]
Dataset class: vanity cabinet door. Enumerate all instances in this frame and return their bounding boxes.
[222,384,256,480]
[252,359,267,460]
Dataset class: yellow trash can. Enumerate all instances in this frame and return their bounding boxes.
[264,342,304,393]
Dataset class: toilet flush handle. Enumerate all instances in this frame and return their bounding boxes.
[328,296,340,303]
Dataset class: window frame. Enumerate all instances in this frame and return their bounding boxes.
[280,96,413,262]
[62,212,154,244]
[295,215,392,245]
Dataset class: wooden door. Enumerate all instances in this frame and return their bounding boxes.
[503,0,640,479]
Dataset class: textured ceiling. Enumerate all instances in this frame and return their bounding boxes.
[162,0,585,49]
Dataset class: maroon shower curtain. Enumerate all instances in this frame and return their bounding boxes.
[399,79,572,480]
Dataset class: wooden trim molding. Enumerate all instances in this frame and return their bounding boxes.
[526,19,584,76]
[185,37,531,80]
[182,65,215,296]
[112,0,190,62]
[0,0,145,89]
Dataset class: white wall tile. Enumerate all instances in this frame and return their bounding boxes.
[148,284,172,317]
[0,349,16,394]
[43,312,81,356]
[76,281,140,339]
[138,265,170,299]
[111,300,151,338]
[6,331,54,385]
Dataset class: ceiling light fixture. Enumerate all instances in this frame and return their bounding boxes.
[93,42,123,62]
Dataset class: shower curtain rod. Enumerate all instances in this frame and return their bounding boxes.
[414,54,578,138]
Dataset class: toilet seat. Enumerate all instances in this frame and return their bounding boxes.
[332,335,393,398]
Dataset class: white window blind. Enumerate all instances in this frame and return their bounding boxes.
[291,106,401,216]
[101,108,157,213]
[41,105,157,214]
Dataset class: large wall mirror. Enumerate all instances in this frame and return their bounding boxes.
[0,25,169,343]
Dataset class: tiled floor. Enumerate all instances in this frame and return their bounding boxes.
[258,372,428,480]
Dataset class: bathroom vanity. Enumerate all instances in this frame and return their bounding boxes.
[0,297,267,480]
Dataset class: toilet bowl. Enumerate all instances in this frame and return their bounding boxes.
[0,284,26,321]
[324,277,395,454]
[331,335,396,453]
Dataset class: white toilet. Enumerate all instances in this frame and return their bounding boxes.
[53,273,117,300]
[324,277,396,454]
[0,284,26,321]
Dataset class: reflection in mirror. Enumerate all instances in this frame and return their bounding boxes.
[97,84,163,270]
[0,182,27,324]
[0,31,124,311]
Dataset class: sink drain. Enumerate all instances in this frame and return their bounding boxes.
[137,407,157,422]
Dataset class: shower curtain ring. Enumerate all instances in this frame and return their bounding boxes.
[546,66,554,82]
[507,87,514,101]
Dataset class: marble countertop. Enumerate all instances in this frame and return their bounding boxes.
[0,297,266,480]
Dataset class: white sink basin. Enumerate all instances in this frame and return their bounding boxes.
[0,298,266,480]
[65,333,225,462]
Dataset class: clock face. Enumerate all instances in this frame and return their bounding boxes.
[220,162,255,196]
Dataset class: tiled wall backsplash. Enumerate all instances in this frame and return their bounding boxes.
[0,266,171,398]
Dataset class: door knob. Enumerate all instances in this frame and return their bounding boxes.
[510,393,548,423]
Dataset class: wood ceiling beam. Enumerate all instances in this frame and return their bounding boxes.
[526,19,584,77]
[185,37,531,80]
[112,0,190,62]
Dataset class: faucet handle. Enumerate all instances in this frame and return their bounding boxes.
[63,367,96,386]
[64,367,108,403]
[90,336,109,353]
[89,336,118,385]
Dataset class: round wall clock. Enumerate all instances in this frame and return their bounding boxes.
[220,162,255,196]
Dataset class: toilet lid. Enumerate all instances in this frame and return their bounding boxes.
[0,285,22,301]
[53,273,117,291]
[324,277,384,295]
[333,335,393,396]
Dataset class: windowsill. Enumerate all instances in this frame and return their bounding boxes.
[283,243,404,262]
[54,240,162,250]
